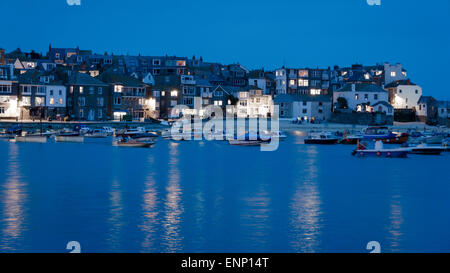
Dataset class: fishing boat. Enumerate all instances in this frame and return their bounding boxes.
[403,143,446,155]
[339,131,363,145]
[262,130,288,141]
[54,129,84,143]
[12,135,47,143]
[84,129,109,138]
[113,137,154,148]
[352,140,408,158]
[423,132,446,145]
[362,126,409,144]
[228,133,270,146]
[304,132,339,144]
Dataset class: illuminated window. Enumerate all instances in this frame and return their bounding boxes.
[79,86,84,94]
[298,79,309,87]
[298,70,308,77]
[171,90,178,97]
[390,72,396,77]
[355,94,359,100]
[310,89,321,95]
[289,80,296,86]
[59,98,63,105]
[49,98,55,105]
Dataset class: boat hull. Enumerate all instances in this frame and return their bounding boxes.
[354,150,408,158]
[113,142,154,148]
[14,136,47,143]
[55,136,84,143]
[229,140,265,146]
[410,148,445,155]
[304,139,338,145]
[339,137,362,145]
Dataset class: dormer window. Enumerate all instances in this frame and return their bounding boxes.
[153,59,161,66]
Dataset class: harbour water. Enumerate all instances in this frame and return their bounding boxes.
[0,134,449,253]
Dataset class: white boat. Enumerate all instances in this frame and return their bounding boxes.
[262,130,287,140]
[84,129,109,138]
[102,127,115,136]
[304,132,339,144]
[404,143,446,155]
[55,135,84,143]
[13,136,47,143]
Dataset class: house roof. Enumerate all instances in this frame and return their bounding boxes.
[67,72,108,86]
[274,94,332,103]
[336,83,387,93]
[97,68,146,87]
[385,79,416,88]
[418,96,437,104]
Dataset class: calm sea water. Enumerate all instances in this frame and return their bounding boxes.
[0,133,449,253]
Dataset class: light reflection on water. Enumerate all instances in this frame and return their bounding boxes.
[290,146,322,253]
[139,155,159,252]
[0,144,28,251]
[162,141,184,253]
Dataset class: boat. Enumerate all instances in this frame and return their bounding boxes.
[362,126,409,144]
[84,129,109,138]
[262,130,288,141]
[339,132,363,145]
[102,127,115,136]
[116,127,146,137]
[13,135,47,143]
[423,132,446,145]
[228,133,270,146]
[54,129,84,143]
[352,140,408,158]
[304,132,339,144]
[113,137,154,148]
[403,143,446,155]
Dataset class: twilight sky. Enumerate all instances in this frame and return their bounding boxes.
[2,0,449,99]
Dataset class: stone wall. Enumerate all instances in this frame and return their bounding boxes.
[329,112,394,125]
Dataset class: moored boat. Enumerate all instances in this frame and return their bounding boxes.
[113,137,154,148]
[13,135,47,143]
[362,126,409,144]
[228,133,270,146]
[304,132,339,144]
[407,143,445,155]
[84,129,109,138]
[352,140,408,158]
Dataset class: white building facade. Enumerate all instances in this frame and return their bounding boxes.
[333,83,389,112]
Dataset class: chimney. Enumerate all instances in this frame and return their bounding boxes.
[351,83,356,92]
[0,48,5,65]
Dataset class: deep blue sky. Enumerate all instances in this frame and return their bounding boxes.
[2,0,449,99]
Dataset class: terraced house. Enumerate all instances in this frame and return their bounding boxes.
[275,67,331,96]
[18,70,66,120]
[66,72,109,121]
[97,69,155,121]
[0,63,19,119]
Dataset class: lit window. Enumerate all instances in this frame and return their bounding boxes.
[79,86,84,94]
[310,89,321,95]
[50,98,55,105]
[171,90,178,97]
[390,72,396,77]
[298,79,309,87]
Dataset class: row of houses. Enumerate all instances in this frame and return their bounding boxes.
[0,46,448,125]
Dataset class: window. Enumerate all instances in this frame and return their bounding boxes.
[50,98,55,105]
[59,98,63,105]
[59,90,62,95]
[390,72,396,77]
[302,109,307,114]
[303,101,307,106]
[215,100,223,106]
[98,87,102,95]
[114,97,121,105]
[79,86,84,94]
[310,89,321,95]
[298,70,308,77]
[0,107,4,114]
[355,94,359,100]
[399,89,402,93]
[89,87,94,94]
[161,91,165,96]
[171,90,178,97]
[152,59,161,66]
[298,79,309,87]
[374,94,378,100]
[78,97,86,106]
[0,85,12,93]
[50,90,54,96]
[318,109,323,113]
[415,90,418,94]
[183,98,193,105]
[289,79,296,86]
[70,86,74,93]
[98,109,103,118]
[97,98,104,106]
[364,94,368,100]
[80,109,84,118]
